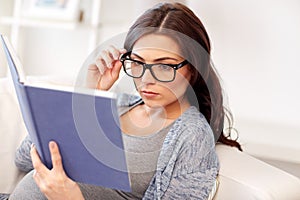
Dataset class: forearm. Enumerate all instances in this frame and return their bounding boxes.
[161,170,218,200]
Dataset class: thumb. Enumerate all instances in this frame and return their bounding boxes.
[111,60,122,78]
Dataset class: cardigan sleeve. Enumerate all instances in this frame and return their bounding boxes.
[14,135,34,172]
[142,123,219,199]
[162,121,219,199]
[161,154,219,199]
[161,124,219,200]
[142,108,220,200]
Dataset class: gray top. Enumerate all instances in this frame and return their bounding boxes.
[122,125,172,197]
[119,98,173,197]
[122,123,172,196]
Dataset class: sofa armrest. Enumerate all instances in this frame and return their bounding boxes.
[0,78,27,193]
[215,144,300,200]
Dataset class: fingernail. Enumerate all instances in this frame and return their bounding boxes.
[49,141,55,149]
[31,143,35,149]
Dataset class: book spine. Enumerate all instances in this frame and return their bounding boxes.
[18,85,46,164]
[1,35,46,165]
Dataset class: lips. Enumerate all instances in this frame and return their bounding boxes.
[141,90,158,95]
[141,90,159,98]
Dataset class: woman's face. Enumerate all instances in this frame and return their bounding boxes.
[131,34,192,109]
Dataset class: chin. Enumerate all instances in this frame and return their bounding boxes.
[141,98,165,108]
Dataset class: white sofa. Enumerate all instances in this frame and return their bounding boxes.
[1,76,300,199]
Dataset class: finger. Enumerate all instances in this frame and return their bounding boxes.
[119,48,127,55]
[108,45,121,60]
[86,64,101,89]
[95,57,106,75]
[100,50,114,68]
[31,144,49,177]
[32,171,49,196]
[87,64,101,79]
[32,169,41,185]
[117,48,127,60]
[49,141,64,173]
[87,63,99,71]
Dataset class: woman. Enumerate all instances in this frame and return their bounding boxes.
[10,2,241,200]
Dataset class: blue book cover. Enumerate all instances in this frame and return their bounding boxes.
[1,35,130,191]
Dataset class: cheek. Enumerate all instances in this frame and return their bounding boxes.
[132,70,191,99]
[165,72,191,98]
[133,78,142,90]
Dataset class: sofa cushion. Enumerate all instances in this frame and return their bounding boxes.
[215,144,300,199]
[0,78,27,193]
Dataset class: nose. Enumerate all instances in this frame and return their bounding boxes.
[141,68,156,83]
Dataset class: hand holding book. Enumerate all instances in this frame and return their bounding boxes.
[30,141,84,200]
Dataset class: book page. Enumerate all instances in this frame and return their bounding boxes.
[1,35,26,83]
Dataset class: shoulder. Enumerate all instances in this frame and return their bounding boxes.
[170,107,217,164]
[174,106,215,145]
[160,106,216,165]
[171,107,219,174]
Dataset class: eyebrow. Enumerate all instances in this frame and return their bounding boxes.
[131,52,180,62]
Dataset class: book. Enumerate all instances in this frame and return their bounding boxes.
[0,34,130,191]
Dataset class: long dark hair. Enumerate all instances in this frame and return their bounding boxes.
[124,3,242,151]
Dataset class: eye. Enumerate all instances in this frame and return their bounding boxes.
[124,60,141,68]
[132,61,141,66]
[156,64,172,71]
[131,60,143,68]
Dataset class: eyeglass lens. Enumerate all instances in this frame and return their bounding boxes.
[123,60,175,82]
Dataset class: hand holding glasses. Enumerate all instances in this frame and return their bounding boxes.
[86,46,126,90]
[86,47,189,91]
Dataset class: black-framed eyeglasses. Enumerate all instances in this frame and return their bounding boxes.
[120,51,189,82]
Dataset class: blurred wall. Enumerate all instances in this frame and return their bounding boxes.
[0,0,13,77]
[1,0,300,164]
[188,0,300,163]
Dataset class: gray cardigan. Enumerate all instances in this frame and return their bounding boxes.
[15,94,219,200]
